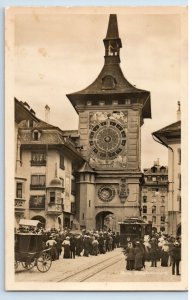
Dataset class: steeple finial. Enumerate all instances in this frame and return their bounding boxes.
[106,14,119,39]
[103,14,122,64]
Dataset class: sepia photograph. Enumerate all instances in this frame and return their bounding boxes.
[5,5,188,291]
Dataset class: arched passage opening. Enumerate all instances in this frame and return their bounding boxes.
[31,215,46,228]
[96,211,115,231]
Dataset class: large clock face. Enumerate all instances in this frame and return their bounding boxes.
[89,119,126,160]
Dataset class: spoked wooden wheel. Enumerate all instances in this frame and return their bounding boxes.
[36,252,52,273]
[15,260,19,270]
[22,260,36,270]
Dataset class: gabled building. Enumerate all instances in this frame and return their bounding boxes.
[141,161,168,233]
[152,103,181,236]
[15,98,84,230]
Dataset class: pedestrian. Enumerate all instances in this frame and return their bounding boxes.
[69,234,76,259]
[134,241,144,271]
[171,241,181,275]
[92,236,99,256]
[46,235,57,261]
[161,240,169,267]
[124,242,135,270]
[62,236,71,259]
[150,238,158,267]
[76,234,83,256]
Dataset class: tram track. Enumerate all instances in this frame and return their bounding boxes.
[57,254,123,282]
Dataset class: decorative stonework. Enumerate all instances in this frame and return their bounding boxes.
[118,178,129,202]
[98,185,115,202]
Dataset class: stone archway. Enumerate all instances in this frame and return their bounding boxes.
[31,215,46,228]
[95,211,115,231]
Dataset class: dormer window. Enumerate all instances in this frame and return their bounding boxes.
[32,130,41,141]
[102,75,116,90]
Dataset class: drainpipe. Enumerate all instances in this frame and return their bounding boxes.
[152,135,174,235]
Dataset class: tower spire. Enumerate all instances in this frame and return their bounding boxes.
[103,14,122,64]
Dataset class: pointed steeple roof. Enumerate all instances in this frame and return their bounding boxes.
[106,14,120,40]
[66,14,151,119]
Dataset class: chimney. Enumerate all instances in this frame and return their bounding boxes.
[154,158,159,166]
[177,101,181,121]
[45,105,50,123]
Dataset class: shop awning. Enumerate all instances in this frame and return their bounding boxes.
[19,219,40,227]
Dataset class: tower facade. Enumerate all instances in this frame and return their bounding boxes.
[67,15,151,231]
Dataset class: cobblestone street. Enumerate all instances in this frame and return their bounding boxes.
[15,248,181,283]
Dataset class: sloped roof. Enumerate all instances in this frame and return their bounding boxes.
[78,161,96,173]
[152,121,181,145]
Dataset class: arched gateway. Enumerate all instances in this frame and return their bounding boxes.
[96,211,116,231]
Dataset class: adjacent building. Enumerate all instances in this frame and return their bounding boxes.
[152,103,181,236]
[141,161,168,233]
[15,98,84,230]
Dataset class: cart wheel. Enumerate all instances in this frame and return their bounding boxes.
[15,261,19,270]
[22,260,36,270]
[36,253,52,273]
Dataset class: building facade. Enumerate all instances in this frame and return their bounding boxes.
[141,161,168,233]
[152,105,181,236]
[67,14,151,230]
[15,98,84,230]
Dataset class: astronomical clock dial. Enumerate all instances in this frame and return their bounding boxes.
[89,119,126,160]
[98,186,115,202]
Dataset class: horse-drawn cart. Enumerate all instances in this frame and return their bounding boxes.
[15,220,52,273]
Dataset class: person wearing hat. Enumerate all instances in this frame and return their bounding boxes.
[134,241,144,271]
[171,241,181,275]
[124,242,135,270]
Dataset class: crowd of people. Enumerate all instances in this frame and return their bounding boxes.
[124,233,181,276]
[16,226,181,276]
[16,226,120,260]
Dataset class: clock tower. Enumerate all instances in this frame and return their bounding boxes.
[67,14,151,230]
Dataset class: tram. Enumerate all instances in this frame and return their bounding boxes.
[118,217,152,247]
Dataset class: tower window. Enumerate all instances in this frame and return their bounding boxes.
[32,130,41,141]
[50,192,55,204]
[152,206,156,214]
[143,206,147,213]
[60,153,65,170]
[152,216,156,224]
[143,196,147,203]
[102,75,116,90]
[16,182,22,198]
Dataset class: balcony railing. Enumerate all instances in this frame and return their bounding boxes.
[15,198,26,210]
[31,160,46,166]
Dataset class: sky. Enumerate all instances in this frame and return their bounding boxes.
[14,6,187,169]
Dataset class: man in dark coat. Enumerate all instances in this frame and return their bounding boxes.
[69,235,76,259]
[171,241,181,275]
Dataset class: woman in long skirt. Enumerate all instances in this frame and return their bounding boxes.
[62,236,71,259]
